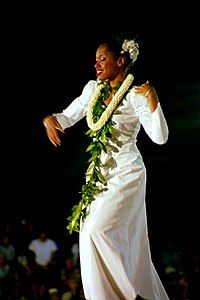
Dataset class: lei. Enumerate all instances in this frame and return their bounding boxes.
[66,74,134,234]
[87,74,134,131]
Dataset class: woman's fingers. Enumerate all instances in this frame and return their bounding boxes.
[48,129,61,146]
[55,124,65,133]
[43,115,64,146]
[46,126,62,146]
[134,80,153,96]
[49,138,59,147]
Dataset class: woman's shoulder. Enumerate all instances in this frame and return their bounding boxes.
[127,86,144,101]
[127,87,148,108]
[82,79,98,93]
[76,79,98,105]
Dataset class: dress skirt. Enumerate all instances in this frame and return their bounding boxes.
[79,165,169,300]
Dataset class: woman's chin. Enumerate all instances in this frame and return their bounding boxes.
[97,73,106,81]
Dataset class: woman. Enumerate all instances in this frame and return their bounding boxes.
[43,34,169,299]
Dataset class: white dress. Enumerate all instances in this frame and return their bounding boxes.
[54,80,170,300]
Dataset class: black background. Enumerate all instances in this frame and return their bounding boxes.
[2,2,199,251]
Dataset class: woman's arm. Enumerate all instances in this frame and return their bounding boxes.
[131,82,169,144]
[43,80,97,146]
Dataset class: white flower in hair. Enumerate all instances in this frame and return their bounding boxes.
[121,39,139,63]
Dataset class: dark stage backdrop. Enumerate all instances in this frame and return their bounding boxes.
[2,2,199,251]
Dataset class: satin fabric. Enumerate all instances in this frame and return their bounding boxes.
[55,80,170,300]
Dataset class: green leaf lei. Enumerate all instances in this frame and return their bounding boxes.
[66,78,133,234]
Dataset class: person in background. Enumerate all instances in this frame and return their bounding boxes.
[70,241,79,268]
[0,235,15,266]
[43,31,169,299]
[28,228,58,290]
[0,252,11,298]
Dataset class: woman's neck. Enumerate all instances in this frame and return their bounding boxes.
[103,74,127,106]
[109,73,127,89]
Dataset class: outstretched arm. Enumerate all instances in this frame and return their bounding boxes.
[43,80,97,147]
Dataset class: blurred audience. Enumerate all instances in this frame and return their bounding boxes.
[0,219,199,299]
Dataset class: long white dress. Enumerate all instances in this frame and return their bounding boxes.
[54,80,170,300]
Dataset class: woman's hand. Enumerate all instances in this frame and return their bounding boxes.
[43,115,64,146]
[133,80,158,112]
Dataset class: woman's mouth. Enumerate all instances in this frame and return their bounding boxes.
[96,70,103,77]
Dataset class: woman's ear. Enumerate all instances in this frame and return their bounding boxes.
[117,57,126,67]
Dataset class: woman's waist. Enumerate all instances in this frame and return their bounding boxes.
[103,142,141,159]
[100,146,144,170]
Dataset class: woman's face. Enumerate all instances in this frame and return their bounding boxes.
[95,44,121,81]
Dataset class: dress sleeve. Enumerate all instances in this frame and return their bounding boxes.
[53,80,97,130]
[130,92,169,144]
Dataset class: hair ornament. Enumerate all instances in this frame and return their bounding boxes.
[121,39,139,63]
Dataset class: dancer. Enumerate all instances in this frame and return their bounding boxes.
[43,32,169,299]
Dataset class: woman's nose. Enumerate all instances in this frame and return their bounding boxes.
[95,61,100,69]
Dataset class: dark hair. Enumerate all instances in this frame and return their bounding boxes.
[96,30,139,73]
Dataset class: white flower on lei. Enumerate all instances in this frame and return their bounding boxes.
[87,74,134,131]
[121,39,139,63]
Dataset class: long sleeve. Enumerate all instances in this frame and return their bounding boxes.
[149,102,169,144]
[130,92,169,144]
[53,80,97,130]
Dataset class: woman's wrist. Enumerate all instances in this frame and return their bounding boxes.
[145,89,158,112]
[145,89,153,98]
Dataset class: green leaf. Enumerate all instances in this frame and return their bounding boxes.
[66,76,133,234]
